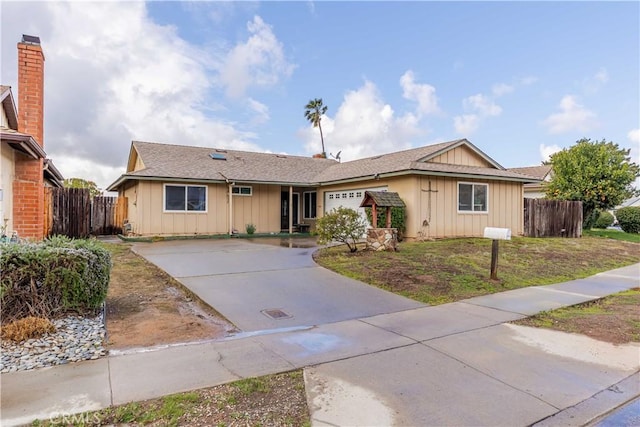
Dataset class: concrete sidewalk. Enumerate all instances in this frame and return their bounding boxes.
[1,263,639,426]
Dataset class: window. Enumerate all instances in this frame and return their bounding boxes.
[303,192,317,219]
[458,182,488,212]
[231,186,252,196]
[164,184,207,212]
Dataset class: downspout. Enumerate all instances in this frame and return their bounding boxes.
[220,173,233,236]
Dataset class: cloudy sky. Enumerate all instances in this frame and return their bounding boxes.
[1,1,638,189]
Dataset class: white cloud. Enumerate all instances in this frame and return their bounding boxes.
[219,16,295,98]
[492,83,514,97]
[454,93,502,135]
[1,3,292,188]
[520,76,538,85]
[627,129,640,143]
[542,95,597,134]
[399,70,439,116]
[301,80,421,160]
[454,115,480,135]
[539,144,561,162]
[247,98,270,125]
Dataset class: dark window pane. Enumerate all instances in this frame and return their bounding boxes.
[240,187,251,195]
[458,184,472,211]
[187,186,206,211]
[166,186,185,211]
[474,185,487,211]
[304,192,317,219]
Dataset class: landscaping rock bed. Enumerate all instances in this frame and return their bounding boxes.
[0,314,106,373]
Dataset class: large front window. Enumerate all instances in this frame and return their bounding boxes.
[458,182,488,212]
[303,191,317,219]
[164,184,207,212]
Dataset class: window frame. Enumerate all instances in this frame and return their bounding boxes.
[163,184,208,213]
[231,185,253,196]
[457,182,489,213]
[303,191,317,220]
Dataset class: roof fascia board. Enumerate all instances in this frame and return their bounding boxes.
[108,174,320,191]
[417,138,505,170]
[319,169,539,186]
[0,88,19,130]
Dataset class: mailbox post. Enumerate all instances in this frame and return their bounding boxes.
[483,227,511,280]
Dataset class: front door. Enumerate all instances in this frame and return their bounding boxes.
[281,192,299,230]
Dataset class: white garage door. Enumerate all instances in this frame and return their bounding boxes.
[324,186,388,226]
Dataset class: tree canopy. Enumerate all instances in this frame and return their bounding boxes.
[63,178,101,198]
[544,138,640,226]
[304,98,328,157]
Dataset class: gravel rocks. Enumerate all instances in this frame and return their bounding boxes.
[1,315,107,373]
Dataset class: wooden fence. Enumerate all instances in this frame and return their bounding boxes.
[524,198,582,238]
[44,188,128,238]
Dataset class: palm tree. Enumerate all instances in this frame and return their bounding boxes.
[304,98,328,157]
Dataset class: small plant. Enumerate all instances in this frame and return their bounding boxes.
[0,316,55,342]
[593,211,615,229]
[316,207,367,252]
[245,223,256,235]
[616,206,640,233]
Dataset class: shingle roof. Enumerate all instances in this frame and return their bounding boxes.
[127,140,337,185]
[108,139,539,190]
[508,165,552,180]
[360,191,406,208]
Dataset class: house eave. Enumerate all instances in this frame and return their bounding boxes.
[1,132,46,159]
[108,174,321,191]
[318,169,539,186]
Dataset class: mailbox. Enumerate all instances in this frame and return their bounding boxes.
[484,227,511,240]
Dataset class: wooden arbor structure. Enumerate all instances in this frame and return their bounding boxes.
[359,191,405,227]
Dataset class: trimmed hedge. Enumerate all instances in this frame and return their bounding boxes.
[0,236,111,324]
[593,211,615,229]
[616,206,640,234]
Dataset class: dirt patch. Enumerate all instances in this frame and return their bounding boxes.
[105,243,236,349]
[514,288,640,344]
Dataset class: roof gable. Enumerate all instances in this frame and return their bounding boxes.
[420,139,503,169]
[508,165,552,180]
[0,85,19,130]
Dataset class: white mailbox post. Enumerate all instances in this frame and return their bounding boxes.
[483,227,511,280]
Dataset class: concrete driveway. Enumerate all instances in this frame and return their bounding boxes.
[132,237,424,332]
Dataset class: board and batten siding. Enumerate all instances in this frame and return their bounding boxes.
[120,181,282,236]
[415,175,523,239]
[427,146,491,167]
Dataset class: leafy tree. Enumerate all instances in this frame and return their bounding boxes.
[63,178,101,198]
[304,98,328,158]
[316,207,367,252]
[544,138,640,227]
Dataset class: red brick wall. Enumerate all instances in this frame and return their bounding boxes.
[14,40,45,240]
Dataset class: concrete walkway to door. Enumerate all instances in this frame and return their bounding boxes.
[131,237,424,332]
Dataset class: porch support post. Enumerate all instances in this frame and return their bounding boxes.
[372,203,377,228]
[228,183,233,235]
[386,207,392,228]
[289,186,293,234]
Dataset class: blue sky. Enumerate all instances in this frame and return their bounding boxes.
[1,1,638,189]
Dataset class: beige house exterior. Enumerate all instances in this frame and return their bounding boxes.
[508,165,552,199]
[108,139,538,239]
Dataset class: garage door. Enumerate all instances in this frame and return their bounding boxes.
[324,186,388,226]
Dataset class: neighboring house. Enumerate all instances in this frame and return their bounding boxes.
[0,36,63,240]
[508,165,552,199]
[107,138,537,239]
[615,196,640,209]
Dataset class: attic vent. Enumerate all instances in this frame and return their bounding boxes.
[371,155,383,160]
[276,154,287,158]
[215,149,227,153]
[210,153,227,160]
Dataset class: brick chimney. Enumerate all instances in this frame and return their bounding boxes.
[17,34,45,146]
[13,35,45,240]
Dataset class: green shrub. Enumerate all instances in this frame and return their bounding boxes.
[245,223,256,235]
[316,207,367,252]
[365,205,406,240]
[0,236,111,323]
[616,206,640,233]
[593,211,615,229]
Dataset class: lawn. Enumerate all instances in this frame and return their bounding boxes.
[314,236,639,305]
[584,228,640,243]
